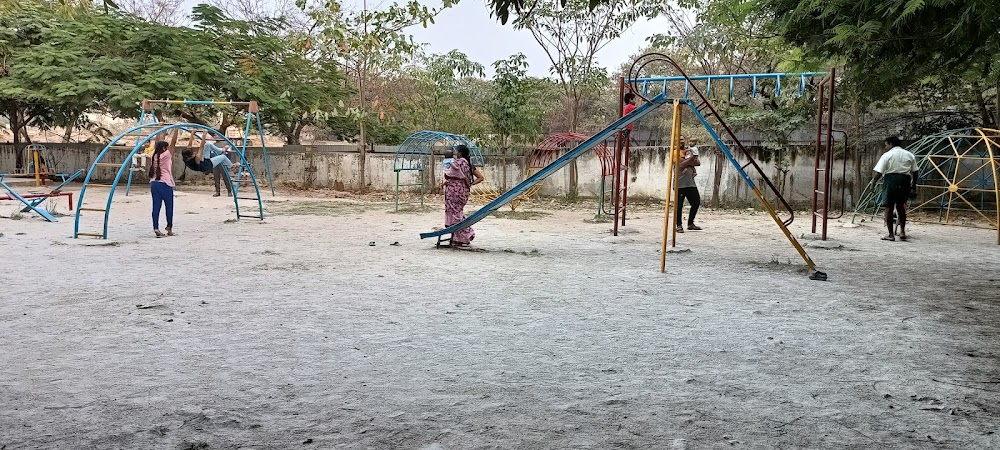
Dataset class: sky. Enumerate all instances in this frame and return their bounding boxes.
[392,0,673,78]
[182,0,674,79]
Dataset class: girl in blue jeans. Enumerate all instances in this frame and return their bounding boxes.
[149,138,176,237]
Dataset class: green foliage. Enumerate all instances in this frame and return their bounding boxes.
[645,0,829,77]
[485,53,545,145]
[192,4,351,144]
[511,0,668,131]
[762,0,1000,101]
[306,0,460,147]
[403,50,485,132]
[0,1,350,146]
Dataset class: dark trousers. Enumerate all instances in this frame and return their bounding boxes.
[676,187,700,226]
[213,164,233,195]
[151,181,174,230]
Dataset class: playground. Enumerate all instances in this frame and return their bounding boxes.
[1,188,999,448]
[2,50,999,449]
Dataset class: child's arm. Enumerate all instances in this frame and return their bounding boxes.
[194,134,207,164]
[472,168,485,186]
[168,129,179,151]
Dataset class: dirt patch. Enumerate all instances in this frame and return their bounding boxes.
[270,200,369,217]
[491,210,551,220]
[1,190,999,449]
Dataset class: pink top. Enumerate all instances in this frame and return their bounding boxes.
[150,151,175,188]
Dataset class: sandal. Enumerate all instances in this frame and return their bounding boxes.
[154,230,165,238]
[881,235,895,241]
[165,227,175,237]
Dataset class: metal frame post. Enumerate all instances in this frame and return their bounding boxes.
[823,68,836,240]
[612,76,625,236]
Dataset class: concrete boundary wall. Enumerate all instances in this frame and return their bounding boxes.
[1,143,862,209]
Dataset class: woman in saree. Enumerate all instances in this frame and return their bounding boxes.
[443,145,485,246]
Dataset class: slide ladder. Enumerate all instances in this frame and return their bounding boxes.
[419,93,673,245]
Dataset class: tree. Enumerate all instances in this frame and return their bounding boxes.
[645,0,825,78]
[485,53,545,146]
[305,0,458,192]
[507,0,667,198]
[760,0,1000,103]
[0,2,140,163]
[403,50,485,132]
[192,4,351,144]
[117,0,185,24]
[510,0,666,133]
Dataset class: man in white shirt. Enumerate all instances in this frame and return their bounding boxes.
[871,136,919,241]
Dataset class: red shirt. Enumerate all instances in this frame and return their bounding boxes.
[623,103,637,130]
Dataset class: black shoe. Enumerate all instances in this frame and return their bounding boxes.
[213,192,221,197]
[687,224,702,231]
[675,226,684,233]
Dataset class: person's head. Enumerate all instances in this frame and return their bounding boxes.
[455,144,475,174]
[181,149,195,160]
[885,136,902,149]
[153,141,169,155]
[624,92,637,106]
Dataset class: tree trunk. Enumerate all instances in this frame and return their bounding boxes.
[63,123,74,143]
[285,122,303,145]
[11,105,23,169]
[975,86,994,128]
[711,147,724,207]
[357,65,368,194]
[568,93,579,200]
[359,118,368,194]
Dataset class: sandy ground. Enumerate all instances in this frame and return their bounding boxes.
[1,184,999,450]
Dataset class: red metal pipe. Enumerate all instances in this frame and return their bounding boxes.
[823,68,836,240]
[613,76,625,236]
[621,140,630,227]
[812,83,824,234]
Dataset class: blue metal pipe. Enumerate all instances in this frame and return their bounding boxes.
[420,94,680,240]
[74,123,265,239]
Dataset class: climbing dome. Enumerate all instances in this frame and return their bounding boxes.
[393,131,484,211]
[854,128,999,244]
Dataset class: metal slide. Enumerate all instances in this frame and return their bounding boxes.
[419,92,671,244]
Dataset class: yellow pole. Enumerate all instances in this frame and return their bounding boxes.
[976,128,1000,245]
[32,149,42,186]
[754,188,817,270]
[670,103,683,248]
[661,100,683,273]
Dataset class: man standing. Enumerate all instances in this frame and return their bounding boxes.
[675,139,702,233]
[872,136,918,241]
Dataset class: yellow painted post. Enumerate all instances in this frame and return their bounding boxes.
[32,149,42,186]
[976,129,1000,245]
[669,103,683,248]
[754,188,817,271]
[661,100,683,273]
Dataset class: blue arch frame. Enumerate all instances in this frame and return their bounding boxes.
[74,123,265,239]
[393,131,485,211]
[393,130,485,171]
